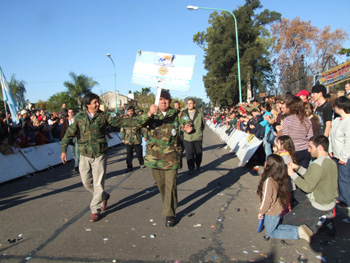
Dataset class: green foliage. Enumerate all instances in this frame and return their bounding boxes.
[46,92,78,113]
[132,87,155,112]
[339,48,350,57]
[0,98,4,113]
[35,100,48,111]
[171,97,185,109]
[193,0,281,107]
[64,72,99,110]
[8,74,27,109]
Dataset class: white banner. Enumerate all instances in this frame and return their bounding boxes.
[132,50,196,91]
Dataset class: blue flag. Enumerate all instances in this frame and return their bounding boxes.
[1,67,19,126]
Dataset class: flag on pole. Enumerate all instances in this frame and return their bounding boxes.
[132,50,196,92]
[0,67,19,126]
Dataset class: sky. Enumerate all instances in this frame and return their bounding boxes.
[1,0,350,106]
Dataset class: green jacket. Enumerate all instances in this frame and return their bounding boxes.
[61,110,149,158]
[144,108,192,170]
[291,156,338,211]
[183,109,205,142]
[120,114,146,145]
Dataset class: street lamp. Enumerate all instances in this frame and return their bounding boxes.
[187,5,242,103]
[107,53,118,113]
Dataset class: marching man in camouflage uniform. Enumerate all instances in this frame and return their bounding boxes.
[145,90,193,227]
[120,106,146,172]
[60,93,156,222]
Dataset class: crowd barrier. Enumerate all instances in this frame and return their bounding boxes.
[206,120,262,166]
[0,132,122,184]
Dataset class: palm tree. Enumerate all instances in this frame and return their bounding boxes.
[64,72,99,109]
[9,75,27,109]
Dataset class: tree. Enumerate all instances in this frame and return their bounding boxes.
[63,72,99,110]
[314,26,348,71]
[8,74,27,109]
[193,0,281,107]
[171,97,185,109]
[271,18,348,94]
[339,48,350,57]
[46,92,78,113]
[132,87,155,112]
[35,100,48,111]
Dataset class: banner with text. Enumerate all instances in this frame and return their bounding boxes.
[320,60,350,87]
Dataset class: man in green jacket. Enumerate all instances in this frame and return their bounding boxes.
[61,93,156,222]
[183,99,205,175]
[145,90,193,227]
[120,106,146,172]
[285,135,338,235]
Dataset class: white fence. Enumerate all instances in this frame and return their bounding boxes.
[0,132,122,184]
[206,120,262,166]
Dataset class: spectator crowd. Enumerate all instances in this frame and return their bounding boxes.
[206,82,350,241]
[0,103,71,155]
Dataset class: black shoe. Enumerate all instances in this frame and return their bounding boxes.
[263,235,270,241]
[196,166,201,172]
[188,170,195,176]
[165,216,175,227]
[126,167,133,172]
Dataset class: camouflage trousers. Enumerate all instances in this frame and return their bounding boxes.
[152,169,178,217]
[79,154,109,214]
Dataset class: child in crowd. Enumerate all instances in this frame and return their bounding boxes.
[274,135,298,211]
[0,137,14,155]
[257,154,312,241]
[35,125,48,145]
[274,136,297,166]
[11,140,20,153]
[16,129,29,148]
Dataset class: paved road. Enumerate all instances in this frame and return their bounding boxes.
[0,127,349,263]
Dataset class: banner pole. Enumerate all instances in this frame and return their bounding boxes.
[155,80,162,106]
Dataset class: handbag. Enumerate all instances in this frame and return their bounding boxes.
[266,126,276,144]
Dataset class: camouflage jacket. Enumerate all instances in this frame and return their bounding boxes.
[120,114,146,145]
[61,110,149,158]
[144,108,191,170]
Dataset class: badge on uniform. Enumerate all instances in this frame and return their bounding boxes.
[183,116,189,120]
[171,128,177,137]
[110,113,116,117]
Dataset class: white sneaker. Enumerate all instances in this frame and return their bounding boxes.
[298,225,313,243]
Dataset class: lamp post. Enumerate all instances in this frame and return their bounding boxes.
[187,5,242,103]
[107,53,118,113]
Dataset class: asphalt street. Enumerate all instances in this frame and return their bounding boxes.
[0,127,349,263]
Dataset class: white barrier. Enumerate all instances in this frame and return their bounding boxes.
[236,135,262,166]
[0,152,36,184]
[207,120,263,166]
[107,132,122,147]
[1,134,123,184]
[20,143,66,171]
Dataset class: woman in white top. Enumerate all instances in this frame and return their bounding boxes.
[329,96,350,208]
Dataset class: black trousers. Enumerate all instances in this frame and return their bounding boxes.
[126,144,144,168]
[282,189,331,232]
[183,140,203,170]
[296,149,311,169]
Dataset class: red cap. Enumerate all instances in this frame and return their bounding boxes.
[295,90,309,97]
